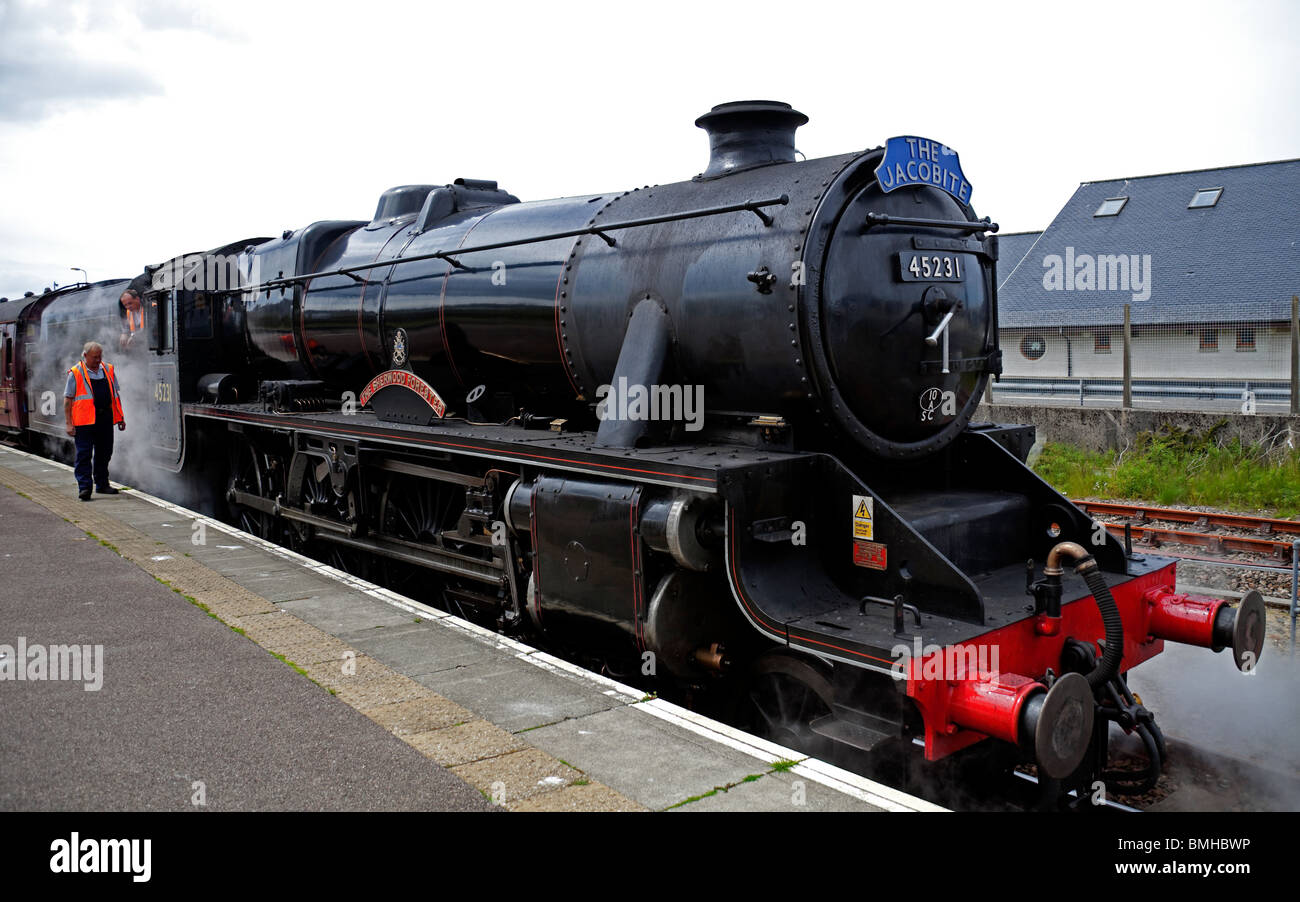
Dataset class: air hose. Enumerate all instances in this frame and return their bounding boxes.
[1102,722,1163,795]
[1099,675,1166,795]
[1046,542,1124,689]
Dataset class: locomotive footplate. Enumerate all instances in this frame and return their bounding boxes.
[719,449,1174,673]
[185,402,808,492]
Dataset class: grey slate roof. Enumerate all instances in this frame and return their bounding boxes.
[999,159,1300,328]
[995,231,1042,291]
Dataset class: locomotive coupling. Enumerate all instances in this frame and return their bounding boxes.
[1142,586,1266,672]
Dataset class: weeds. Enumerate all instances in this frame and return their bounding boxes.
[1034,424,1300,516]
[270,652,308,677]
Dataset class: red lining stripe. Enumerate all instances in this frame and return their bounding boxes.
[190,408,716,485]
[530,486,543,625]
[726,507,895,667]
[298,280,314,373]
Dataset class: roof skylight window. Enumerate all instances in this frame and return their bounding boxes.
[1094,197,1127,217]
[1189,187,1223,208]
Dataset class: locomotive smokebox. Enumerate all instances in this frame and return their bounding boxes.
[695,100,808,179]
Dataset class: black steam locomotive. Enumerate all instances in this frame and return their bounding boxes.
[1,102,1264,803]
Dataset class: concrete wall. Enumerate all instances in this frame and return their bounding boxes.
[974,402,1300,453]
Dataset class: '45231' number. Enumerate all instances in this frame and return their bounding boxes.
[899,252,964,282]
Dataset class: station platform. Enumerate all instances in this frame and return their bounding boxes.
[0,444,939,813]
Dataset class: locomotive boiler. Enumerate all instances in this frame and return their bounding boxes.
[240,102,992,459]
[5,102,1265,804]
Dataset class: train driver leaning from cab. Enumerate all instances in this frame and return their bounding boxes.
[119,288,145,350]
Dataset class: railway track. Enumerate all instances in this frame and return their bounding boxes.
[1073,500,1300,561]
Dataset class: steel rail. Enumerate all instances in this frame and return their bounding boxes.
[1097,523,1294,559]
[1075,500,1300,537]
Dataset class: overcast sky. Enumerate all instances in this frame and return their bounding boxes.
[1,0,1297,299]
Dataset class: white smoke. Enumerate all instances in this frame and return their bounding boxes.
[27,280,216,512]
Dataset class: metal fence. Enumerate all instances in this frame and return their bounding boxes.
[991,298,1300,414]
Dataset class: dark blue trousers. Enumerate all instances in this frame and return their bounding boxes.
[74,422,114,493]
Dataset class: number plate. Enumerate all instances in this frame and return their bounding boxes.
[898,252,964,282]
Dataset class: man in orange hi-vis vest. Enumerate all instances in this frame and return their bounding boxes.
[119,289,145,350]
[63,341,126,501]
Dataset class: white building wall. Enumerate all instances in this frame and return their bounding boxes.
[1000,326,1291,381]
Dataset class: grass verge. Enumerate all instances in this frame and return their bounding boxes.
[1033,423,1300,517]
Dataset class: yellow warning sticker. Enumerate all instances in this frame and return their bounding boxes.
[852,494,874,540]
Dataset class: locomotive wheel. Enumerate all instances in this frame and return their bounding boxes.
[739,652,837,761]
[228,441,271,539]
[300,465,367,577]
[376,473,441,602]
[379,473,441,544]
[319,543,368,578]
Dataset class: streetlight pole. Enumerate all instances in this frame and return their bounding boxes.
[70,267,89,285]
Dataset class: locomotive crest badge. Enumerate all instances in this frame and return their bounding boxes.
[875,136,972,204]
[391,328,409,368]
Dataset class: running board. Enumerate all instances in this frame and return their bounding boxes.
[809,715,894,753]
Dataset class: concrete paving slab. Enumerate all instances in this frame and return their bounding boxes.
[300,653,402,691]
[363,695,474,735]
[507,781,646,812]
[106,507,188,529]
[521,705,768,811]
[345,622,488,675]
[451,747,582,803]
[670,768,887,812]
[256,634,354,668]
[278,592,415,633]
[194,556,302,579]
[405,720,528,767]
[230,574,353,604]
[334,673,431,709]
[412,656,621,732]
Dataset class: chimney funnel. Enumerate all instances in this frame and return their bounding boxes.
[695,100,808,179]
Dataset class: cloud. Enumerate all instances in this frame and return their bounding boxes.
[0,58,163,122]
[132,0,246,41]
[0,0,239,122]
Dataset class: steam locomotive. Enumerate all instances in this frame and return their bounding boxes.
[0,101,1265,804]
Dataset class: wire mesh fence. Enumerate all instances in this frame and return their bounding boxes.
[992,299,1299,414]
